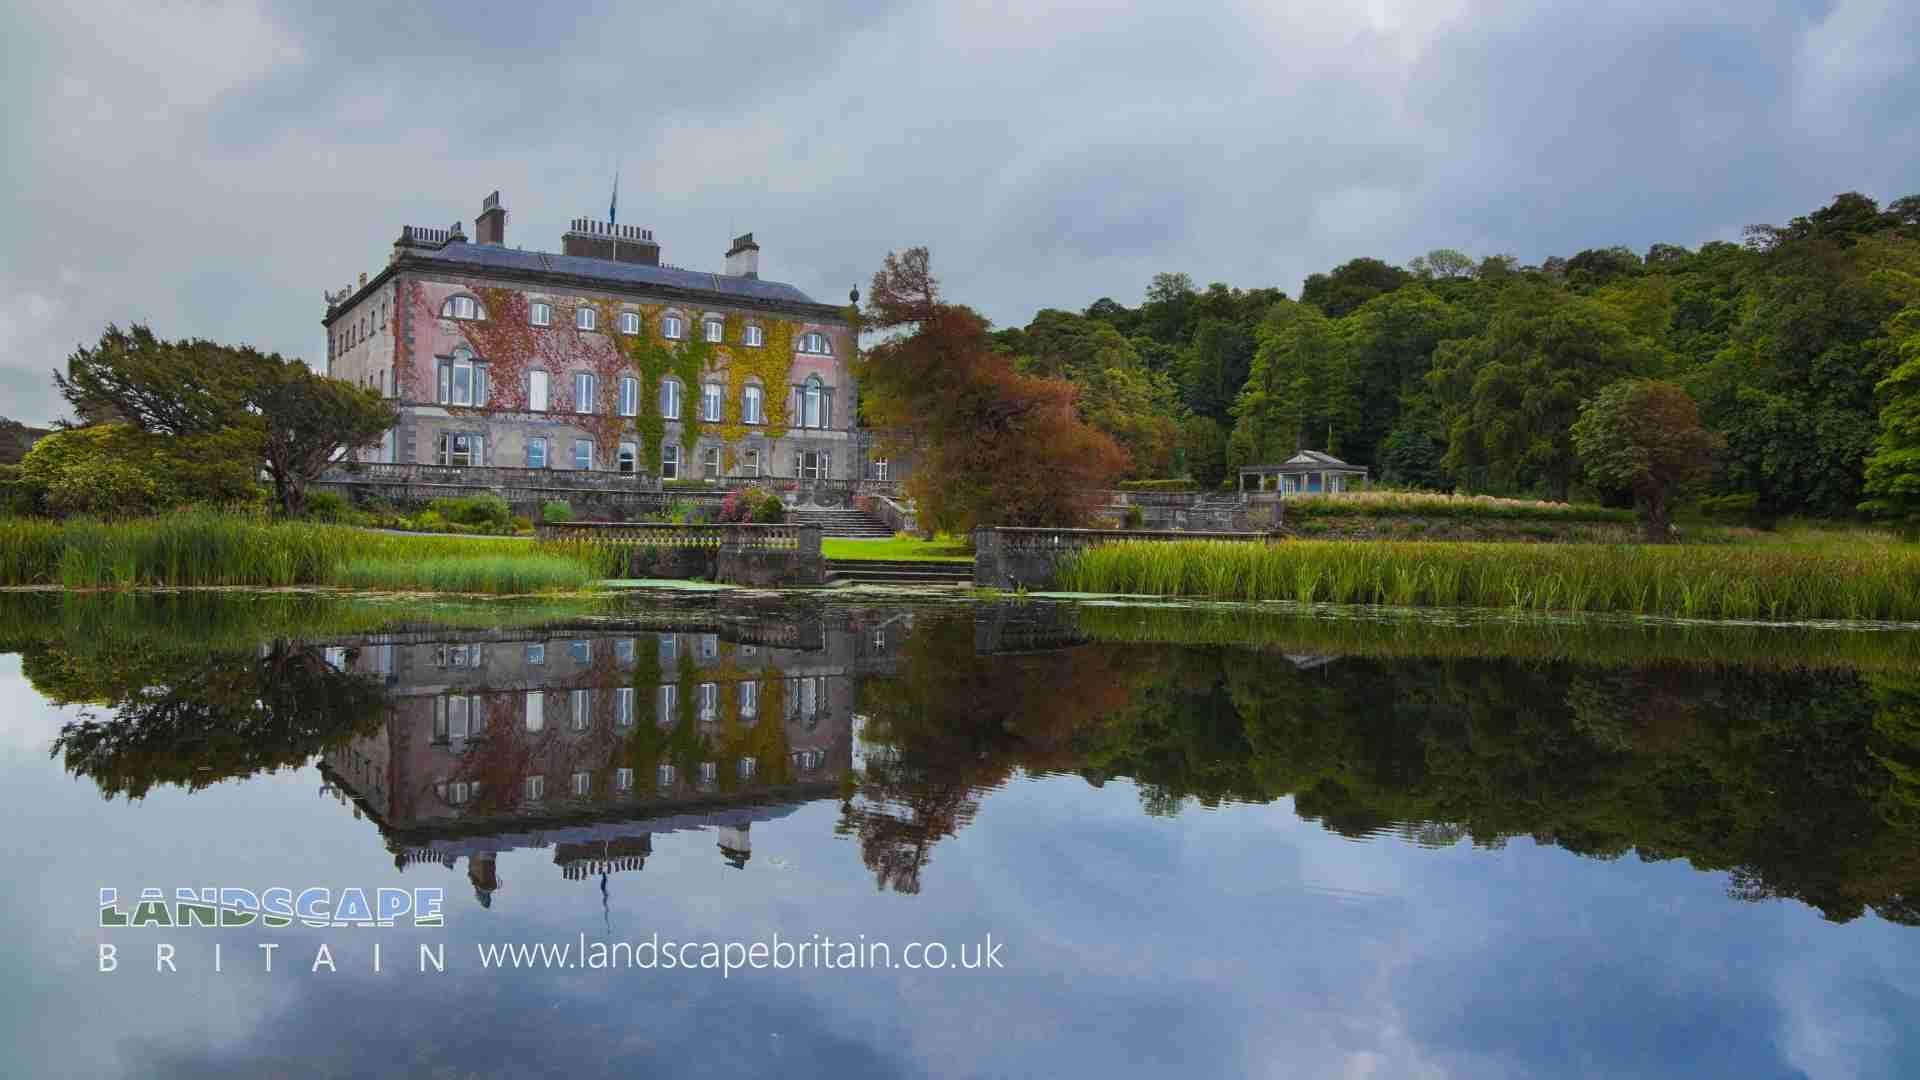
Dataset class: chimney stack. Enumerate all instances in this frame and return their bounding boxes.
[561,218,659,265]
[476,191,507,245]
[725,232,760,279]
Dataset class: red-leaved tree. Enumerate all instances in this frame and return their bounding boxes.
[856,248,1127,533]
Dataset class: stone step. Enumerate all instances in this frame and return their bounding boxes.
[828,558,973,573]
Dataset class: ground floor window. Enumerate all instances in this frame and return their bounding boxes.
[527,436,547,469]
[702,446,721,479]
[661,444,680,480]
[618,442,637,475]
[573,439,592,470]
[437,432,483,466]
[796,450,828,481]
[870,457,888,481]
[741,448,760,478]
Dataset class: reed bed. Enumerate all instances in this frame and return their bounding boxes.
[0,512,620,593]
[332,555,600,594]
[1284,491,1632,523]
[1056,539,1920,622]
[1067,603,1920,674]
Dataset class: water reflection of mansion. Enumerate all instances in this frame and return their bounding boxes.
[318,616,909,906]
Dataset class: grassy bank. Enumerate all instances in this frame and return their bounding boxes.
[1283,491,1632,523]
[0,513,621,593]
[822,535,973,562]
[1056,539,1920,622]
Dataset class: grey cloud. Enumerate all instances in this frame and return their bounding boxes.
[3,0,1918,425]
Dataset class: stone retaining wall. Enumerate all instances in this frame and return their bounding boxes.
[973,526,1275,590]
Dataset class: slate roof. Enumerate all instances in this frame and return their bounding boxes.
[412,241,826,307]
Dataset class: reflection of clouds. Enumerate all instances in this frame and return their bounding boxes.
[0,657,78,754]
[1774,947,1920,1080]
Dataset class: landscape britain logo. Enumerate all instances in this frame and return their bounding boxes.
[98,886,445,929]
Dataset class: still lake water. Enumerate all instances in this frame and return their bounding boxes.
[4,592,1919,1078]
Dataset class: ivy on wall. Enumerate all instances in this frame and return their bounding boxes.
[435,284,821,475]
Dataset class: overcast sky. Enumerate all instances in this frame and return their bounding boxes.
[3,0,1917,425]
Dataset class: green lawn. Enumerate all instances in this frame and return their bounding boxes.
[822,535,973,562]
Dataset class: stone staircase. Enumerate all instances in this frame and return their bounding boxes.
[827,558,974,587]
[785,506,895,538]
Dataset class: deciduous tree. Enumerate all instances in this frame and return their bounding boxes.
[1571,379,1724,541]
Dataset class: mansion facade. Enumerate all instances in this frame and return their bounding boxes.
[322,192,889,488]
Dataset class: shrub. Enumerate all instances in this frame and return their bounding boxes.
[719,488,749,524]
[1116,479,1201,492]
[751,493,786,524]
[1123,505,1145,528]
[305,490,352,523]
[413,510,445,530]
[542,500,573,524]
[511,515,535,534]
[427,493,511,529]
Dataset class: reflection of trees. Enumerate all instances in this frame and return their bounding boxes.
[42,641,390,800]
[1086,654,1920,926]
[838,615,1138,893]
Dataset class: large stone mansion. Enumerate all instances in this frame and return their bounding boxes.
[321,192,889,492]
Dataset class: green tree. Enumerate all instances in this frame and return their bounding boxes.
[1300,257,1412,317]
[1571,380,1724,541]
[15,422,259,516]
[1429,285,1662,499]
[1861,308,1920,519]
[56,323,395,517]
[1180,415,1227,488]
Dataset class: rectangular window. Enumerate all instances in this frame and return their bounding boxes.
[698,682,718,722]
[745,324,764,348]
[525,775,545,801]
[439,357,487,406]
[526,642,546,664]
[525,691,544,732]
[619,376,639,417]
[615,638,635,663]
[701,634,718,659]
[660,380,680,419]
[572,771,591,797]
[702,447,720,479]
[663,315,683,340]
[618,442,637,475]
[573,439,592,470]
[571,689,591,730]
[742,449,759,478]
[615,766,634,792]
[704,319,723,343]
[872,457,889,481]
[799,450,826,481]
[573,372,595,414]
[657,684,677,725]
[531,302,551,327]
[620,311,640,335]
[743,385,762,424]
[660,444,679,480]
[576,306,596,331]
[437,432,483,466]
[529,371,549,411]
[527,436,547,469]
[740,679,758,718]
[702,383,722,422]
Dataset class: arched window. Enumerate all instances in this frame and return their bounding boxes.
[618,376,639,417]
[661,313,685,340]
[659,379,681,420]
[573,372,596,414]
[529,302,552,327]
[620,311,641,335]
[742,383,763,425]
[803,376,822,429]
[440,295,481,320]
[575,306,597,331]
[702,381,723,422]
[704,319,724,343]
